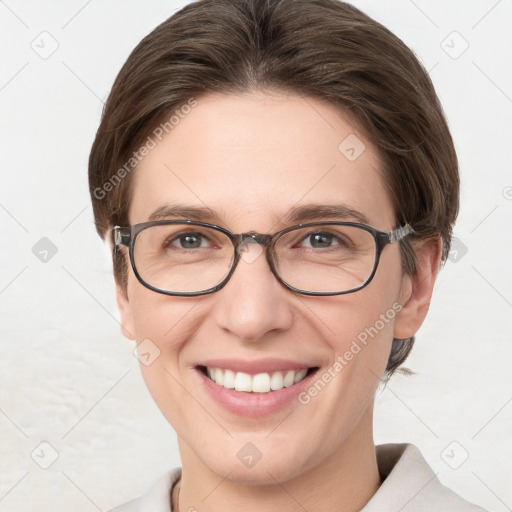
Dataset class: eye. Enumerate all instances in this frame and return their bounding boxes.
[166,231,212,250]
[297,231,348,249]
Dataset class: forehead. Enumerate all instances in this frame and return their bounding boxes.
[129,90,395,230]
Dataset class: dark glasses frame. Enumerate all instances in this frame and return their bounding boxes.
[113,220,415,297]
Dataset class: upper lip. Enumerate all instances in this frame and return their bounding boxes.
[197,358,317,375]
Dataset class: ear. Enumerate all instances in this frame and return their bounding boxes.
[116,283,137,341]
[393,237,443,339]
[107,229,136,341]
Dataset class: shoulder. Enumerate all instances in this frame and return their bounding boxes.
[363,443,489,512]
[106,467,181,512]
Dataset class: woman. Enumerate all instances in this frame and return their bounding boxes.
[88,0,487,510]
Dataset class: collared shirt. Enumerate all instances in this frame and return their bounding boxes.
[108,443,488,511]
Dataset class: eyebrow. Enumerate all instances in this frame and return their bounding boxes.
[282,204,370,225]
[148,204,222,223]
[147,203,370,226]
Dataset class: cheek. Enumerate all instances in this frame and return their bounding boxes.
[318,292,397,376]
[319,256,402,346]
[127,277,200,343]
[126,288,210,429]
[316,254,403,381]
[300,280,400,422]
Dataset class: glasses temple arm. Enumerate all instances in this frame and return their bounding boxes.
[388,223,415,243]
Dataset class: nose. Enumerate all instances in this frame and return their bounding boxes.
[210,242,294,342]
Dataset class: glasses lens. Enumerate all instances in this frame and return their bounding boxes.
[273,224,377,293]
[133,224,234,294]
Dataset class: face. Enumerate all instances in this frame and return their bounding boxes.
[116,90,415,484]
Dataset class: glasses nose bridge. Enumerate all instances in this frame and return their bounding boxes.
[232,231,276,269]
[228,231,280,289]
[235,231,273,250]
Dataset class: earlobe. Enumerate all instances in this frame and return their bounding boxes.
[116,283,136,341]
[393,237,442,339]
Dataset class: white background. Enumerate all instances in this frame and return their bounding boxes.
[1,1,511,511]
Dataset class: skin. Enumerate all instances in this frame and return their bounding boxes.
[115,89,441,512]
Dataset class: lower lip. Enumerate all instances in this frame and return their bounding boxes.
[195,368,319,417]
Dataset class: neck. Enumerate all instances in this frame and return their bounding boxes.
[173,406,381,512]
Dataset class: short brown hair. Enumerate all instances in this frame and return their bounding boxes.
[88,0,459,376]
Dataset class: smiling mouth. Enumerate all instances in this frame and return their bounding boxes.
[197,365,319,393]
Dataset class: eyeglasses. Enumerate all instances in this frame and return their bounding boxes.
[113,220,414,297]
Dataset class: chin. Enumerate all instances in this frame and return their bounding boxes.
[194,435,317,486]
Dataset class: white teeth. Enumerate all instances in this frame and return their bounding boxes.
[294,369,308,383]
[234,371,252,392]
[204,367,310,393]
[283,370,295,387]
[270,371,284,390]
[252,373,271,393]
[214,368,224,386]
[223,369,235,389]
